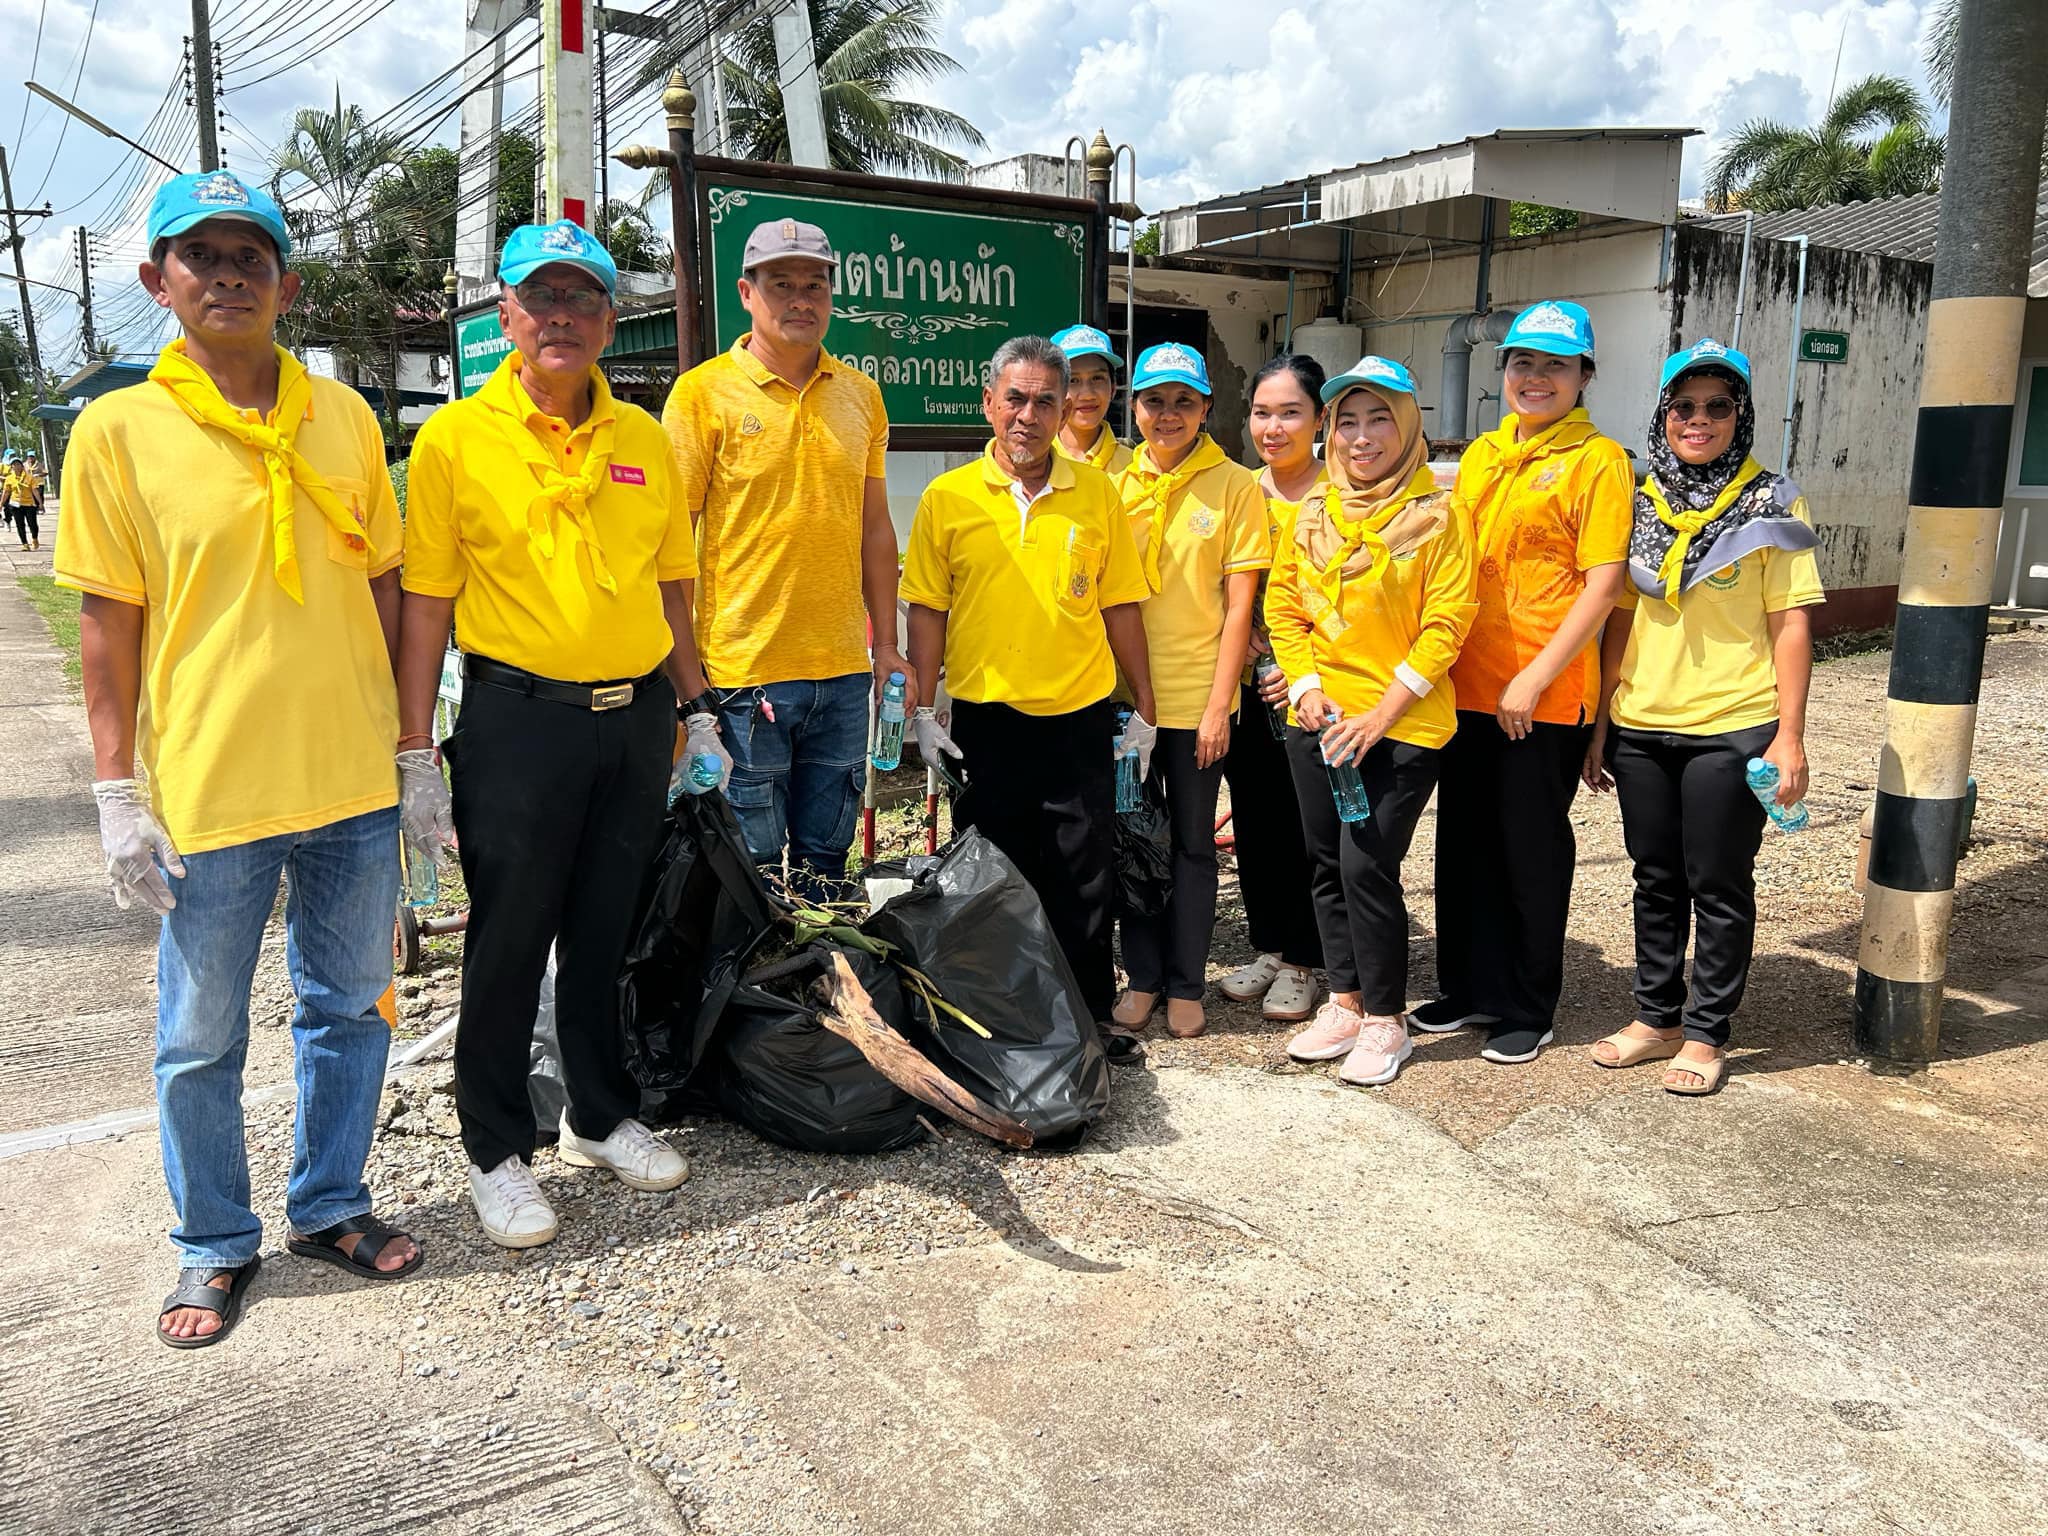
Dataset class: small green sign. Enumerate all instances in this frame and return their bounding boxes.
[1799,329,1849,364]
[454,308,513,396]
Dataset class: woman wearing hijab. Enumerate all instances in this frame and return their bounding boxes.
[1419,300,1633,1066]
[1585,339,1823,1095]
[1111,343,1271,1040]
[1267,356,1477,1086]
[1217,354,1329,1024]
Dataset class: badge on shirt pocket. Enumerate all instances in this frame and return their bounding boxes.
[1186,508,1217,538]
[323,478,373,570]
[740,412,764,436]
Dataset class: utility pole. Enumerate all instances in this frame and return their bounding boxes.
[771,0,828,168]
[76,227,95,359]
[1854,0,2048,1061]
[0,146,56,468]
[540,0,594,225]
[189,0,220,172]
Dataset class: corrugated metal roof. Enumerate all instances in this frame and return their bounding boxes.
[1695,185,2048,297]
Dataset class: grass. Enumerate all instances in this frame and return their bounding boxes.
[17,575,82,686]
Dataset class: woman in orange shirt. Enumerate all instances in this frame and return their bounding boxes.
[1420,301,1631,1065]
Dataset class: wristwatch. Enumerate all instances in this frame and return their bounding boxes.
[677,690,719,721]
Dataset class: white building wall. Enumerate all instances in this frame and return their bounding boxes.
[1997,300,2048,611]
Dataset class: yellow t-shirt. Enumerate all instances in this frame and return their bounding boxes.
[1609,495,1826,734]
[3,466,39,505]
[1265,491,1480,750]
[404,356,698,684]
[900,446,1148,717]
[663,337,889,688]
[1450,410,1634,725]
[1114,436,1272,729]
[54,349,402,854]
[1055,424,1133,477]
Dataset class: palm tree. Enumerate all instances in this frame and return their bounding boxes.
[594,200,673,274]
[1706,74,1945,212]
[635,0,984,179]
[271,90,406,258]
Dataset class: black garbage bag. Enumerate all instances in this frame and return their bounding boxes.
[616,791,777,1094]
[716,947,926,1155]
[1113,778,1173,920]
[864,831,1111,1147]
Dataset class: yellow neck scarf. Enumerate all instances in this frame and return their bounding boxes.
[480,355,621,596]
[150,341,368,604]
[1121,433,1225,591]
[1078,423,1120,472]
[1463,406,1603,557]
[1644,455,1768,600]
[1294,468,1446,631]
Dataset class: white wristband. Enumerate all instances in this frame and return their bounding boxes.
[1395,662,1433,697]
[1287,672,1324,709]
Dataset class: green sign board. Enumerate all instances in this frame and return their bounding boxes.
[701,182,1091,432]
[454,307,513,396]
[1799,329,1850,364]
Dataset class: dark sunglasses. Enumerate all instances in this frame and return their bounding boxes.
[513,281,610,318]
[1667,396,1738,422]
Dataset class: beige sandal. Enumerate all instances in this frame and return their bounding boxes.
[1663,1048,1728,1096]
[1592,1023,1684,1070]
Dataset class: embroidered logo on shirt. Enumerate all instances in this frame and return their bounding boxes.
[1186,509,1216,537]
[740,412,764,436]
[1068,571,1090,598]
[1704,564,1742,589]
[609,464,647,485]
[1530,466,1563,490]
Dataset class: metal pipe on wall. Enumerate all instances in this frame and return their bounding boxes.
[1439,309,1515,441]
[1730,208,1756,347]
[1780,234,1809,470]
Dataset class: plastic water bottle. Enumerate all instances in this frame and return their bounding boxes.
[1745,757,1810,832]
[1321,717,1370,824]
[872,672,908,771]
[399,834,438,908]
[688,752,723,791]
[1251,656,1287,740]
[1115,709,1142,812]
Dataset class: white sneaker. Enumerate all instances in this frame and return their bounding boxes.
[1219,954,1284,1003]
[468,1155,559,1249]
[557,1114,691,1192]
[1261,966,1318,1022]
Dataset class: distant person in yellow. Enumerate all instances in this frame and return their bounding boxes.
[3,450,41,549]
[1051,324,1131,476]
[55,170,421,1351]
[663,218,906,898]
[397,221,707,1251]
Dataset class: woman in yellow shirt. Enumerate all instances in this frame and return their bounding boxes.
[1267,356,1477,1086]
[1422,300,1632,1066]
[1051,324,1132,476]
[1111,343,1271,1039]
[1218,354,1328,1024]
[1585,339,1823,1095]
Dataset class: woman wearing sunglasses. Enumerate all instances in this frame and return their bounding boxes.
[1584,340,1823,1095]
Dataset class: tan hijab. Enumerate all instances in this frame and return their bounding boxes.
[1293,383,1446,600]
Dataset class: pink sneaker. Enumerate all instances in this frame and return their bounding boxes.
[1286,1000,1363,1061]
[1336,1015,1413,1086]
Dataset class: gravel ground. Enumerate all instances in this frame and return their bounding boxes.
[217,629,2048,1531]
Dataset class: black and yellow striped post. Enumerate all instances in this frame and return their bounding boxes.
[1855,0,2048,1060]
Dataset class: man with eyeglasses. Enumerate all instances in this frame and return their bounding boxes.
[396,221,720,1248]
[662,218,906,899]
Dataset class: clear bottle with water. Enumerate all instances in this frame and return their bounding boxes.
[1745,757,1810,832]
[872,671,908,771]
[1115,709,1142,812]
[399,833,438,908]
[1251,656,1287,740]
[1321,713,1371,824]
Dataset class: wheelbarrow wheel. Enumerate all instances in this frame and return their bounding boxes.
[394,904,422,976]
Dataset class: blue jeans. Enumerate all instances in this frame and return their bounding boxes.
[155,806,400,1271]
[717,673,871,898]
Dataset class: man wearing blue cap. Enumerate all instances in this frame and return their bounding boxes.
[397,220,712,1248]
[56,169,422,1347]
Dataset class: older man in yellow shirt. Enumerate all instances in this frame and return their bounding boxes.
[397,221,712,1250]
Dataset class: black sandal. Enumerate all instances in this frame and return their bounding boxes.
[158,1255,260,1350]
[287,1213,424,1281]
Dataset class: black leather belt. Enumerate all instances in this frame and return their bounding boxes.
[462,654,664,712]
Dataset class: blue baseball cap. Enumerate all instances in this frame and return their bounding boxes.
[1660,337,1752,393]
[147,170,292,258]
[1498,300,1596,360]
[498,221,618,296]
[1052,324,1123,370]
[1131,342,1211,396]
[1321,354,1417,404]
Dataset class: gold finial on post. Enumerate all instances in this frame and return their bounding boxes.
[1085,129,1114,185]
[664,71,697,133]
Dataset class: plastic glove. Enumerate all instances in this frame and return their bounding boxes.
[92,779,185,914]
[397,749,455,857]
[911,706,962,770]
[1117,712,1158,780]
[670,712,734,798]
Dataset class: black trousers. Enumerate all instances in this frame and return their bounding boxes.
[950,697,1119,1022]
[1287,727,1440,1015]
[1120,726,1226,1000]
[6,505,35,542]
[443,665,674,1170]
[1433,712,1590,1031]
[1609,722,1775,1048]
[1220,682,1323,968]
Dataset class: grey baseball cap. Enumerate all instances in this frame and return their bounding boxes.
[742,217,839,272]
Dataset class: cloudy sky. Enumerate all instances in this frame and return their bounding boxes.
[0,0,1946,370]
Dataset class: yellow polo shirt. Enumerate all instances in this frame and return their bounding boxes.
[901,446,1147,717]
[404,355,698,684]
[1114,436,1272,728]
[664,336,889,688]
[1055,424,1133,477]
[55,348,402,854]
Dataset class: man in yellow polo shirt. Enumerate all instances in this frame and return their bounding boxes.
[663,218,906,898]
[397,222,710,1249]
[57,170,421,1349]
[901,335,1156,1055]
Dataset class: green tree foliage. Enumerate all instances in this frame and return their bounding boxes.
[1705,74,1945,213]
[595,199,673,274]
[1509,203,1578,237]
[1922,0,2047,181]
